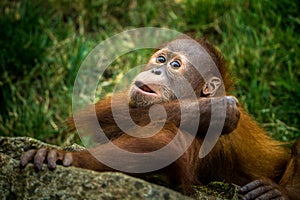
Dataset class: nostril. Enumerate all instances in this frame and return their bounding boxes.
[151,68,162,75]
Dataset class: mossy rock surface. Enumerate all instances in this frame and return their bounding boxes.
[0,136,240,199]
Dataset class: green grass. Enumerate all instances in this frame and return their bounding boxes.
[0,0,299,144]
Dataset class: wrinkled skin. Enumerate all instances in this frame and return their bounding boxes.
[239,179,289,200]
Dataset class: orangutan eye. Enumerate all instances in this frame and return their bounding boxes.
[156,56,166,63]
[170,60,181,69]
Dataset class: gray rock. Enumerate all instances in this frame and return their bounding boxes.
[0,137,240,200]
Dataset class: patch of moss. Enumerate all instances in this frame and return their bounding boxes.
[194,182,239,199]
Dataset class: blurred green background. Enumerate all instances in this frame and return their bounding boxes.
[0,0,299,145]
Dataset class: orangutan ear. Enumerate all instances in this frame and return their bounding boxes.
[202,76,222,96]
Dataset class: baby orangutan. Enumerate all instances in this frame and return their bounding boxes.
[21,38,300,199]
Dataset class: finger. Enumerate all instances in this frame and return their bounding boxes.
[62,152,73,166]
[256,189,281,200]
[220,96,240,134]
[239,180,264,193]
[226,96,239,106]
[34,148,47,171]
[47,149,58,170]
[20,149,37,168]
[242,185,272,200]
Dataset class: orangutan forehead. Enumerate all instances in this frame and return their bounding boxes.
[162,39,207,56]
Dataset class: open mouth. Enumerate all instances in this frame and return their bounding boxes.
[134,81,156,94]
